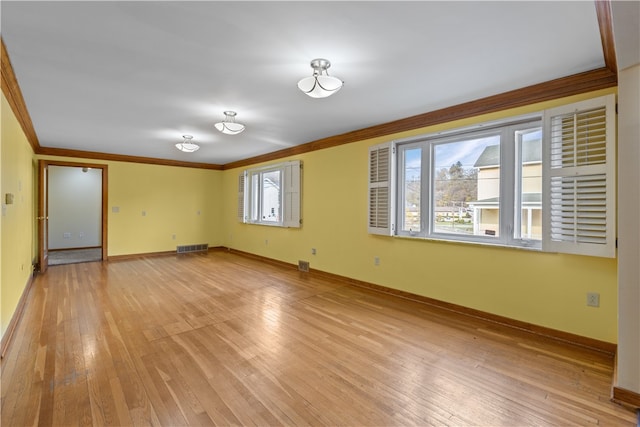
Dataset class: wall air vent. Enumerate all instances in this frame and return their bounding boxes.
[298,260,310,272]
[176,244,209,254]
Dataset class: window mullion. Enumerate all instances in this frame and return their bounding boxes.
[257,171,264,222]
[500,128,515,245]
[513,130,523,243]
[424,142,433,237]
[279,168,285,225]
[249,172,256,222]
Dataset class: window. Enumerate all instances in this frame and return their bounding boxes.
[393,120,542,248]
[369,94,615,257]
[239,160,301,227]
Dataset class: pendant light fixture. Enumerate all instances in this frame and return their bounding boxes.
[214,111,245,135]
[175,135,199,152]
[297,58,343,98]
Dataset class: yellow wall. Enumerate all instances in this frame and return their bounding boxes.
[1,94,36,337]
[108,162,224,255]
[37,156,225,257]
[222,88,618,343]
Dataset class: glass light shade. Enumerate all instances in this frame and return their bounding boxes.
[175,135,199,152]
[214,121,245,135]
[215,111,245,135]
[297,75,343,98]
[175,142,199,152]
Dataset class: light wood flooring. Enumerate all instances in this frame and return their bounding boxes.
[1,251,636,426]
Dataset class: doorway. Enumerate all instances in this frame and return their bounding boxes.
[37,160,108,271]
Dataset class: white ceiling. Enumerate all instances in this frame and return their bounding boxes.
[1,1,607,165]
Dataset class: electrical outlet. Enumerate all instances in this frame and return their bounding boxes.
[374,256,380,266]
[311,248,316,255]
[587,292,600,307]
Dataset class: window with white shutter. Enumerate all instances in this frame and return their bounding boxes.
[239,160,302,228]
[542,94,616,257]
[369,93,615,254]
[238,171,247,223]
[283,160,301,228]
[368,142,395,235]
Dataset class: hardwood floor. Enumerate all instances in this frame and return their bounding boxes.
[1,251,636,426]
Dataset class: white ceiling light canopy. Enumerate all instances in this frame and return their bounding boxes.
[215,111,245,135]
[175,134,199,152]
[297,58,343,98]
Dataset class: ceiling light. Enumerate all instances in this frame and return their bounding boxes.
[175,135,199,153]
[297,58,343,98]
[214,111,245,135]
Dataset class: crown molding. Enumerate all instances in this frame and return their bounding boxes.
[595,0,618,74]
[38,146,223,170]
[1,38,40,152]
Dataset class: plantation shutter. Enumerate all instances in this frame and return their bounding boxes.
[542,94,616,257]
[283,160,302,228]
[238,171,247,223]
[368,142,395,235]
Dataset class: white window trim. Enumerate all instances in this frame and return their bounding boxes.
[238,160,302,228]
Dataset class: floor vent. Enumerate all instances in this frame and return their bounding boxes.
[177,243,209,254]
[298,260,310,272]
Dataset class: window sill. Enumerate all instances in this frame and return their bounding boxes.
[392,233,542,252]
[245,221,285,227]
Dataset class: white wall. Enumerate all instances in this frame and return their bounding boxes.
[48,165,101,249]
[613,0,640,397]
[617,63,640,395]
